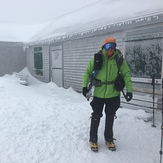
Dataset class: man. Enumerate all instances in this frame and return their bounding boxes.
[82,37,133,152]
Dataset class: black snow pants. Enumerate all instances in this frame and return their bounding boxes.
[89,96,120,142]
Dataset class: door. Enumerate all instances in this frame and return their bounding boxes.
[51,45,63,87]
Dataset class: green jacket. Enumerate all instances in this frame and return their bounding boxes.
[82,49,133,98]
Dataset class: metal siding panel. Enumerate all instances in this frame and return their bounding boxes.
[0,42,25,76]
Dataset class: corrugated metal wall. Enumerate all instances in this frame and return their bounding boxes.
[0,42,25,76]
[63,31,123,92]
[26,44,50,83]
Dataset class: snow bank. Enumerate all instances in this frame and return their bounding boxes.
[0,69,162,163]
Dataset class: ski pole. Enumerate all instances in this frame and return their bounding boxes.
[151,75,156,127]
[159,78,163,163]
[160,126,163,163]
[122,90,126,100]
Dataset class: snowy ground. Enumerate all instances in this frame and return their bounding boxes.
[0,68,162,163]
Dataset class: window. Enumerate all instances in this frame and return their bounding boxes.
[125,39,162,79]
[34,47,43,76]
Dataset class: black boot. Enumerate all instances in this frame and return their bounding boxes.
[90,115,100,142]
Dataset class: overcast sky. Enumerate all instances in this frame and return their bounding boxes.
[0,0,162,42]
[0,0,99,24]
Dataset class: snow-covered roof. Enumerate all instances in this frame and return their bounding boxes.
[28,0,163,43]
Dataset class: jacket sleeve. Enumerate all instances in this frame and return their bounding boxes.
[120,60,133,93]
[82,57,94,87]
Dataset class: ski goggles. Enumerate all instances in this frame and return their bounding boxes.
[103,43,116,50]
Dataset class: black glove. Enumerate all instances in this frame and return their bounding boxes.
[82,87,89,97]
[125,92,132,102]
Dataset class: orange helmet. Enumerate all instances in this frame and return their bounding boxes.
[103,37,116,45]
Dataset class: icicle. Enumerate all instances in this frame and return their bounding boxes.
[153,15,159,19]
[23,46,27,52]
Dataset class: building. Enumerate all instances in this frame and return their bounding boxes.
[0,41,26,76]
[24,0,163,108]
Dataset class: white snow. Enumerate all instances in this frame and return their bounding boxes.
[0,67,162,163]
[30,0,163,42]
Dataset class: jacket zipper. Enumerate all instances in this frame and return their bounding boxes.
[104,58,109,98]
[104,59,113,98]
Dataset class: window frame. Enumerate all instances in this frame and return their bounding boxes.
[34,47,43,76]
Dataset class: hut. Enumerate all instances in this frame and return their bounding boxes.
[24,0,163,108]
